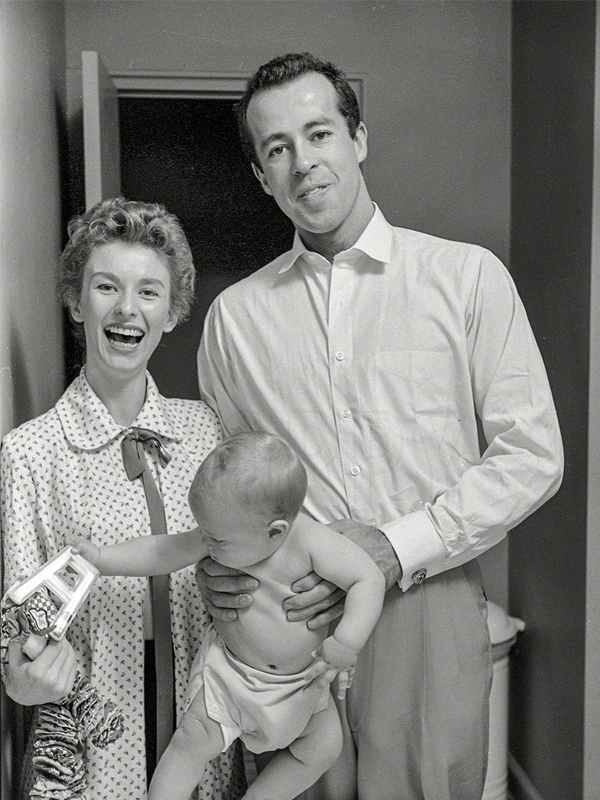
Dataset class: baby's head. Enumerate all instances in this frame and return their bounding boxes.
[189,431,308,568]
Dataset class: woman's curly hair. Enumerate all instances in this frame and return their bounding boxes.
[59,197,195,343]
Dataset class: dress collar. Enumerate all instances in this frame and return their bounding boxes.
[278,204,393,274]
[56,370,182,452]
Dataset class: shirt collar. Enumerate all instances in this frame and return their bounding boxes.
[56,369,183,452]
[278,204,393,274]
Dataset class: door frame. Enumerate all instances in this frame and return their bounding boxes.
[111,71,367,179]
[111,69,366,108]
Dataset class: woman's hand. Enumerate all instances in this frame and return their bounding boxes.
[5,636,77,705]
[195,557,259,621]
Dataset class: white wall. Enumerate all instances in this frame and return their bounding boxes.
[0,0,67,439]
[0,3,66,796]
[64,0,512,604]
[65,1,511,258]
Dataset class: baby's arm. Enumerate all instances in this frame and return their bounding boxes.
[301,521,386,696]
[73,528,209,577]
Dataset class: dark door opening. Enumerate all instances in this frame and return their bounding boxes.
[119,96,294,399]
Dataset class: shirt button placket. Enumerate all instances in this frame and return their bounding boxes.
[329,262,362,516]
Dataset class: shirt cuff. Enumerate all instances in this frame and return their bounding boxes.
[379,509,446,593]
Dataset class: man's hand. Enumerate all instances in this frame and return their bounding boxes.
[283,519,401,630]
[195,557,259,621]
[283,572,346,629]
[5,637,77,705]
[328,519,402,590]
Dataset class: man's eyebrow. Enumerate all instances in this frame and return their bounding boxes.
[258,116,337,151]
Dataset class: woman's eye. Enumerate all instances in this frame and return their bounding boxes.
[140,289,159,298]
[97,283,117,293]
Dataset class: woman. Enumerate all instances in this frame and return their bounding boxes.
[1,198,246,799]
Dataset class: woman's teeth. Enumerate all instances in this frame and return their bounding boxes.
[105,325,144,348]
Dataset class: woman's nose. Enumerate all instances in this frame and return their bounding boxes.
[115,291,138,317]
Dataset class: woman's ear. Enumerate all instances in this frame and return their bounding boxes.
[268,519,290,539]
[163,311,178,334]
[69,298,84,323]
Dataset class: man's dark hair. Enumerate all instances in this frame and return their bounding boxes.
[236,52,361,167]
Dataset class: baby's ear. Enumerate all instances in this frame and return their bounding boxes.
[268,519,289,539]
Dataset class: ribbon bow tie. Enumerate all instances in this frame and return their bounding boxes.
[121,428,172,481]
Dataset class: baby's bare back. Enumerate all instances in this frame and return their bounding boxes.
[212,520,327,674]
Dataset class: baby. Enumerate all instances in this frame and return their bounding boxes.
[76,431,385,800]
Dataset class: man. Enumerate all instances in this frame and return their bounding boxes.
[197,52,563,800]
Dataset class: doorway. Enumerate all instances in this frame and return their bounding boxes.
[119,96,295,399]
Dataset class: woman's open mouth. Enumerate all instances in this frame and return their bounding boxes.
[104,325,145,349]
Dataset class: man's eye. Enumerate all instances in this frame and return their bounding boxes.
[268,144,286,158]
[312,131,331,141]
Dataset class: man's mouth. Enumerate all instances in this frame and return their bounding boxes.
[104,325,145,349]
[299,184,329,199]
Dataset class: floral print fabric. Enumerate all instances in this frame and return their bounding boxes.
[1,370,245,799]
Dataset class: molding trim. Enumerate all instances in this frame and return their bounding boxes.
[112,72,249,99]
[110,70,366,116]
[508,754,546,800]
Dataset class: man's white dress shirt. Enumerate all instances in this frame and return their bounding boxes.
[198,206,563,592]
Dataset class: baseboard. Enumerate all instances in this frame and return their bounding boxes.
[508,754,546,800]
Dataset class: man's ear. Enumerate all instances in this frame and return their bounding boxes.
[252,162,273,197]
[354,121,368,165]
[268,519,289,539]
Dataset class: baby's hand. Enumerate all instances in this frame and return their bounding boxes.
[69,539,101,568]
[304,636,359,699]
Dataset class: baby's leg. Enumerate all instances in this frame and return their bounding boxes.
[243,700,343,800]
[298,692,357,800]
[148,688,225,800]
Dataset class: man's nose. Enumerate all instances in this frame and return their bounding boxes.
[292,142,318,175]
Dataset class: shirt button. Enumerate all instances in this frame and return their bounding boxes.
[350,465,361,476]
[335,351,346,361]
[203,666,211,674]
[211,704,219,713]
[341,408,351,419]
